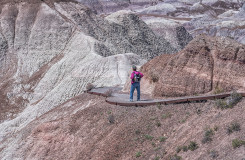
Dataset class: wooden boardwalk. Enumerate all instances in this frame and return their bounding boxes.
[88,87,245,107]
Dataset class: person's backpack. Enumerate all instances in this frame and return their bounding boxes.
[133,72,141,82]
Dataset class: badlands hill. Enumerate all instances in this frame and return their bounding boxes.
[141,35,245,97]
[0,0,179,124]
[0,0,183,158]
[77,0,245,45]
[1,0,245,160]
[1,92,245,160]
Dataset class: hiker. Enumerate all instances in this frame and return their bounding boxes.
[130,65,144,102]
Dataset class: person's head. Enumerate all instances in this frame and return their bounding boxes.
[132,65,137,71]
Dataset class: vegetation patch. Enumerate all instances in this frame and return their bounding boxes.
[227,122,241,135]
[156,121,161,127]
[169,154,182,160]
[145,134,154,141]
[188,141,199,151]
[108,114,115,124]
[154,156,160,160]
[176,141,198,153]
[202,128,215,144]
[213,86,224,94]
[215,91,242,109]
[159,136,167,142]
[135,151,142,158]
[135,129,141,135]
[232,139,245,149]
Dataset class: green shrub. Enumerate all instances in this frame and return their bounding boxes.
[214,126,219,132]
[188,141,198,151]
[216,91,242,109]
[169,154,182,160]
[156,121,161,127]
[229,91,242,106]
[232,139,245,149]
[215,99,229,109]
[202,128,214,144]
[176,146,182,153]
[154,156,160,160]
[108,114,115,124]
[136,151,142,158]
[213,86,224,94]
[227,122,241,135]
[152,142,156,147]
[182,145,188,152]
[145,134,154,141]
[159,136,167,142]
[135,129,141,135]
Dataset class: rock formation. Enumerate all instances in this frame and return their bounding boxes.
[0,1,177,158]
[141,35,245,97]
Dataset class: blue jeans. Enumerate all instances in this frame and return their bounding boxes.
[130,82,140,101]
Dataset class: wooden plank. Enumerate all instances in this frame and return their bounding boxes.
[188,95,216,101]
[214,93,231,99]
[165,98,189,104]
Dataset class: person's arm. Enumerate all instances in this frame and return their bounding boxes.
[130,72,134,79]
[140,72,144,78]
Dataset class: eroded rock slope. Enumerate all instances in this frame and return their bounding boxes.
[141,35,245,97]
[0,0,177,151]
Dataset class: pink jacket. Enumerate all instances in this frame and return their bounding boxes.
[130,71,144,84]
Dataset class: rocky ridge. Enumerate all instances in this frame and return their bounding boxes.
[0,0,178,156]
[141,35,245,97]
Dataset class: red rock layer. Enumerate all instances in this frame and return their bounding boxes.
[141,35,245,97]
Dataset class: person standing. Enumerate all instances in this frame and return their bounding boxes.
[130,65,144,102]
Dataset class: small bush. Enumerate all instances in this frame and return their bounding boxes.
[188,141,198,151]
[108,114,115,124]
[227,122,241,135]
[215,99,229,109]
[176,146,182,153]
[104,89,113,97]
[145,134,154,141]
[202,128,214,144]
[169,154,182,160]
[213,86,224,94]
[228,91,242,107]
[136,151,142,158]
[135,129,141,135]
[159,136,167,142]
[154,156,160,160]
[86,83,94,91]
[182,145,188,152]
[232,139,245,149]
[209,150,219,159]
[156,121,161,127]
[216,91,242,109]
[214,126,219,132]
[196,109,202,115]
[152,142,156,147]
